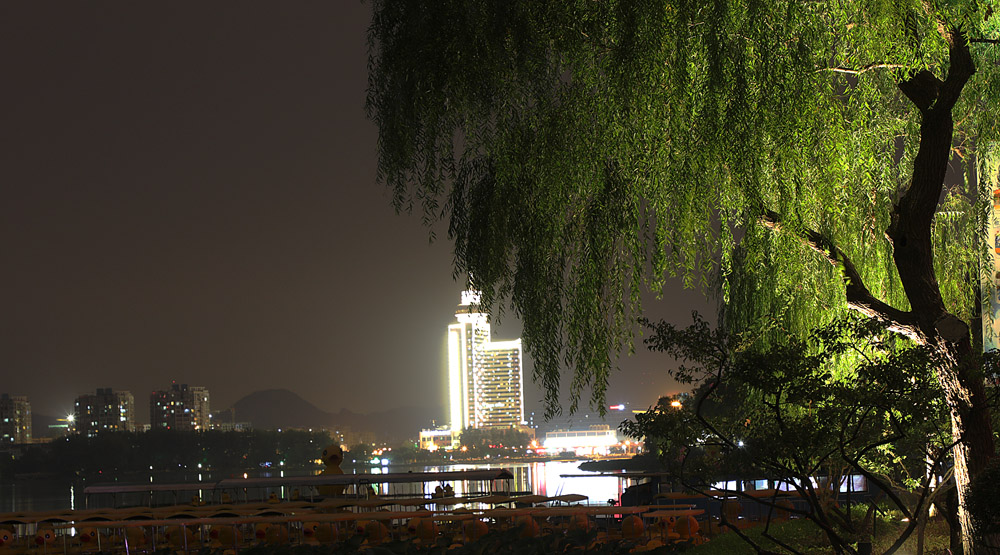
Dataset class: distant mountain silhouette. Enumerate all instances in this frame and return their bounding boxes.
[228,389,334,429]
[224,389,443,443]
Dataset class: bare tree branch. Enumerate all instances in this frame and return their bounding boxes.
[881,440,959,554]
[819,63,906,75]
[760,210,920,339]
[937,29,976,111]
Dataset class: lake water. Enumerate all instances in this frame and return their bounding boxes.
[0,460,627,513]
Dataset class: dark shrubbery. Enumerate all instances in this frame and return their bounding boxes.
[966,457,1000,543]
[11,429,331,477]
[230,526,685,555]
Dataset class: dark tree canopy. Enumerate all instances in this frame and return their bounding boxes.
[368,1,1000,416]
[624,315,954,552]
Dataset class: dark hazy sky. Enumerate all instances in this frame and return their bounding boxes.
[1,3,710,423]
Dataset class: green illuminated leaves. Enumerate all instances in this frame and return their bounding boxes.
[367,0,1000,415]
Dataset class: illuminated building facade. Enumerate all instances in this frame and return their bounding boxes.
[150,383,210,431]
[543,425,621,456]
[419,427,454,451]
[448,290,525,435]
[0,394,32,445]
[73,388,135,437]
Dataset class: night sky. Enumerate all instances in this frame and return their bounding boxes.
[1,3,710,424]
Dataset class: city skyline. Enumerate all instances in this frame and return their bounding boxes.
[1,3,710,423]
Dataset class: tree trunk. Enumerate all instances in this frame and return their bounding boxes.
[891,200,995,554]
[928,478,963,554]
[917,495,927,555]
[938,340,994,555]
[763,24,993,553]
[941,482,962,554]
[890,30,994,553]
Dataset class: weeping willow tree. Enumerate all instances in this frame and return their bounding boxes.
[366,1,999,549]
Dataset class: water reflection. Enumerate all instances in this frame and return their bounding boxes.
[0,480,84,513]
[2,460,624,512]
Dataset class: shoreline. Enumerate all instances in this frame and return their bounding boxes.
[4,455,656,484]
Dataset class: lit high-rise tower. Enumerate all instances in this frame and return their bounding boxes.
[448,290,525,433]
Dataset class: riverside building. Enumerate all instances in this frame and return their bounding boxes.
[447,290,526,437]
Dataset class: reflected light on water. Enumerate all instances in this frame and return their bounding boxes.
[8,460,625,511]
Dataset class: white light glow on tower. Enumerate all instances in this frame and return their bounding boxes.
[446,290,525,434]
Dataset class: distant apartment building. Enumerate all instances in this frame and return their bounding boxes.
[207,408,251,432]
[150,383,210,431]
[446,290,526,438]
[209,421,251,432]
[73,388,135,436]
[0,394,32,445]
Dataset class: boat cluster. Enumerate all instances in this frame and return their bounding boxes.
[0,495,711,554]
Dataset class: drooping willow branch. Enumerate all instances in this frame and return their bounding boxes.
[760,210,919,339]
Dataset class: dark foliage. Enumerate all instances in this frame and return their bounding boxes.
[622,314,954,554]
[218,525,684,555]
[9,429,330,478]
